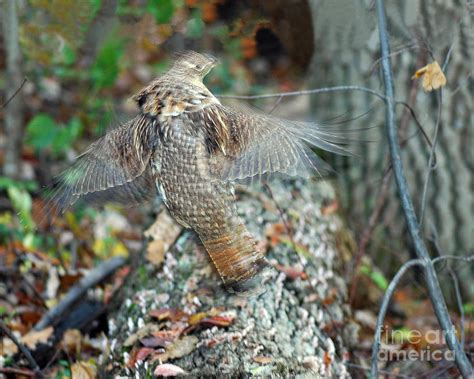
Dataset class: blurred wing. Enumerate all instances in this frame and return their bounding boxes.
[49,115,158,213]
[207,103,354,181]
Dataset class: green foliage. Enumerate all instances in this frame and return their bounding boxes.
[91,38,125,89]
[55,360,72,379]
[186,10,204,38]
[359,264,389,291]
[0,177,38,192]
[463,302,474,317]
[146,0,175,24]
[26,115,83,156]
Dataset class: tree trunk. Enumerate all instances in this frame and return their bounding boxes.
[1,0,24,179]
[104,178,358,377]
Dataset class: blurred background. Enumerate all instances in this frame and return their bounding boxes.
[0,0,472,376]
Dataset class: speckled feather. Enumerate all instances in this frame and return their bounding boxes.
[50,51,353,295]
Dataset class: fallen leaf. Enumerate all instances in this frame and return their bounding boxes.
[153,363,186,377]
[200,315,234,327]
[412,61,446,91]
[46,267,60,299]
[151,336,198,362]
[187,312,207,326]
[144,210,182,242]
[146,240,166,266]
[275,264,307,280]
[253,356,273,364]
[22,326,53,349]
[70,361,97,379]
[61,329,83,355]
[321,200,339,215]
[128,347,154,367]
[149,308,187,322]
[323,351,332,366]
[123,324,161,347]
[265,223,286,247]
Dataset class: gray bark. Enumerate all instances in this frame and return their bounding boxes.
[1,0,24,179]
[105,178,358,377]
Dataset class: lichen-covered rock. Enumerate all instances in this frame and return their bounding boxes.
[105,178,358,378]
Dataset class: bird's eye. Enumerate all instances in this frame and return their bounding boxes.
[195,64,202,70]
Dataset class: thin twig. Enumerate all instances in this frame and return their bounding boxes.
[449,268,465,349]
[370,259,424,376]
[374,1,472,377]
[1,77,27,108]
[0,367,36,377]
[419,90,442,225]
[0,319,43,377]
[432,255,474,265]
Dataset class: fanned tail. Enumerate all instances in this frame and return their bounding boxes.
[200,224,272,296]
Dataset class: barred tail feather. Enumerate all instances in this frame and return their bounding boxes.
[200,225,272,296]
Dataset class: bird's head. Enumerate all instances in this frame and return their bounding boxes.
[170,51,218,80]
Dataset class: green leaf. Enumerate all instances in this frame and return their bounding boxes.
[26,114,59,150]
[91,38,124,89]
[52,117,83,155]
[370,271,388,291]
[7,187,35,232]
[463,303,474,317]
[359,265,388,291]
[146,0,175,24]
[62,44,76,65]
[0,177,37,191]
[186,10,204,38]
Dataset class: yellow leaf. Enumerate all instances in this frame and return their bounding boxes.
[146,240,166,266]
[71,361,97,379]
[412,61,446,92]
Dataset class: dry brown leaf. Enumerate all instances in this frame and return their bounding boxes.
[200,315,235,327]
[61,329,83,355]
[127,347,155,367]
[1,337,19,355]
[22,326,54,349]
[153,363,186,377]
[144,210,182,242]
[146,240,166,266]
[151,336,198,362]
[123,323,161,347]
[253,356,273,364]
[71,361,97,379]
[149,308,188,322]
[412,61,446,91]
[321,200,339,215]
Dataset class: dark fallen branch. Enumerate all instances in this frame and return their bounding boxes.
[34,257,126,331]
[374,0,472,377]
[0,319,43,378]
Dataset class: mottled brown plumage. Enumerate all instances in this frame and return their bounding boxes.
[51,51,352,296]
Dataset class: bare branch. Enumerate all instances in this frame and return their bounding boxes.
[0,319,43,377]
[373,0,472,377]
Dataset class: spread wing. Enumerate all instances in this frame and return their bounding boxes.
[206,103,354,181]
[47,115,159,214]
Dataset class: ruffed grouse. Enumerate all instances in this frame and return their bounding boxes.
[51,51,351,296]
